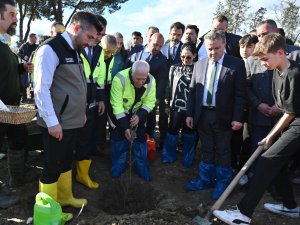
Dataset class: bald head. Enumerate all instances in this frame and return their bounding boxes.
[256,20,278,41]
[101,34,117,58]
[131,60,150,88]
[148,33,164,55]
[212,16,228,31]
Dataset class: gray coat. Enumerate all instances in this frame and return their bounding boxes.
[246,45,300,127]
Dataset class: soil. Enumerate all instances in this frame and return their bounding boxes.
[0,133,300,225]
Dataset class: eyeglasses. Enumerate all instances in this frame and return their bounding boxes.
[180,55,192,60]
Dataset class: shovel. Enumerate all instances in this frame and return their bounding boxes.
[193,145,264,225]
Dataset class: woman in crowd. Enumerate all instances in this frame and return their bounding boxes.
[161,42,197,168]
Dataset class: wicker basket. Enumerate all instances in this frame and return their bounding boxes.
[0,105,37,125]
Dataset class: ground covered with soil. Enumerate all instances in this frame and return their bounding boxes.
[0,135,300,225]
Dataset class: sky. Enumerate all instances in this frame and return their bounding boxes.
[17,0,278,45]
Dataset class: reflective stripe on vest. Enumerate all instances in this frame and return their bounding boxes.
[81,52,99,84]
[97,49,115,87]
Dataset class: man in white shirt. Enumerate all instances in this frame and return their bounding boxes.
[34,11,102,219]
[185,30,246,200]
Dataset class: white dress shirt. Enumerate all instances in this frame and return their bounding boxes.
[197,43,208,61]
[140,46,151,61]
[34,31,77,127]
[202,54,225,106]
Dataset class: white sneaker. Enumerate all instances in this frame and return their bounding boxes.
[213,206,251,225]
[264,203,300,218]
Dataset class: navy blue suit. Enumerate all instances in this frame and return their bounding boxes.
[187,54,246,167]
[161,42,183,67]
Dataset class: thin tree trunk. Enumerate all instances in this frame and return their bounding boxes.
[65,0,82,27]
[23,0,39,43]
[17,2,25,45]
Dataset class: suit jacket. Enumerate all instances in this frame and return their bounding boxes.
[246,45,300,127]
[196,31,241,61]
[161,41,183,66]
[80,45,103,103]
[187,54,246,129]
[81,45,102,73]
[127,46,168,100]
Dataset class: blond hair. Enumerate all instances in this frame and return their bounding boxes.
[253,33,286,57]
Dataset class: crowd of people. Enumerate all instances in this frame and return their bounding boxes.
[1,0,300,224]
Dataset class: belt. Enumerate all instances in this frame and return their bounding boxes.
[202,106,216,111]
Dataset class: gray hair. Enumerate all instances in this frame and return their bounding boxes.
[102,34,117,46]
[132,60,150,75]
[113,32,123,39]
[204,30,226,43]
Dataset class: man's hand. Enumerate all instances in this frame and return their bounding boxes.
[186,117,194,129]
[258,136,273,150]
[48,124,63,141]
[124,129,132,141]
[257,103,272,117]
[98,101,105,115]
[231,121,243,130]
[130,114,139,128]
[269,105,282,117]
[24,62,34,73]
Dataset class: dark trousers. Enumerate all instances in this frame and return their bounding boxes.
[159,101,168,141]
[90,97,112,151]
[249,125,272,173]
[146,101,168,141]
[168,110,194,135]
[231,123,252,169]
[198,109,232,167]
[20,73,29,100]
[230,129,243,169]
[238,125,300,217]
[0,123,27,150]
[75,106,98,160]
[40,127,79,183]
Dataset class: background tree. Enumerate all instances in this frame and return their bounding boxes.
[273,0,300,43]
[246,7,267,32]
[16,0,128,45]
[16,0,42,45]
[214,0,250,33]
[38,0,128,27]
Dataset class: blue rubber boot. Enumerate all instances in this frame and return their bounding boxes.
[182,133,196,168]
[211,165,233,200]
[185,161,216,191]
[133,141,152,182]
[111,139,129,178]
[161,132,178,164]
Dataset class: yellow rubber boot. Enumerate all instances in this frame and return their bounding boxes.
[39,181,73,221]
[57,170,87,208]
[76,160,99,189]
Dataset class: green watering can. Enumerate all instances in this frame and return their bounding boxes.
[34,192,69,225]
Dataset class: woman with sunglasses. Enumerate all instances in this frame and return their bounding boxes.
[162,42,197,167]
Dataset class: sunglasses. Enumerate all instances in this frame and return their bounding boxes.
[180,55,192,60]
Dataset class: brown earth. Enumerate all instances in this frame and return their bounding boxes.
[0,127,300,225]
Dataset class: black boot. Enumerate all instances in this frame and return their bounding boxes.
[7,149,25,187]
